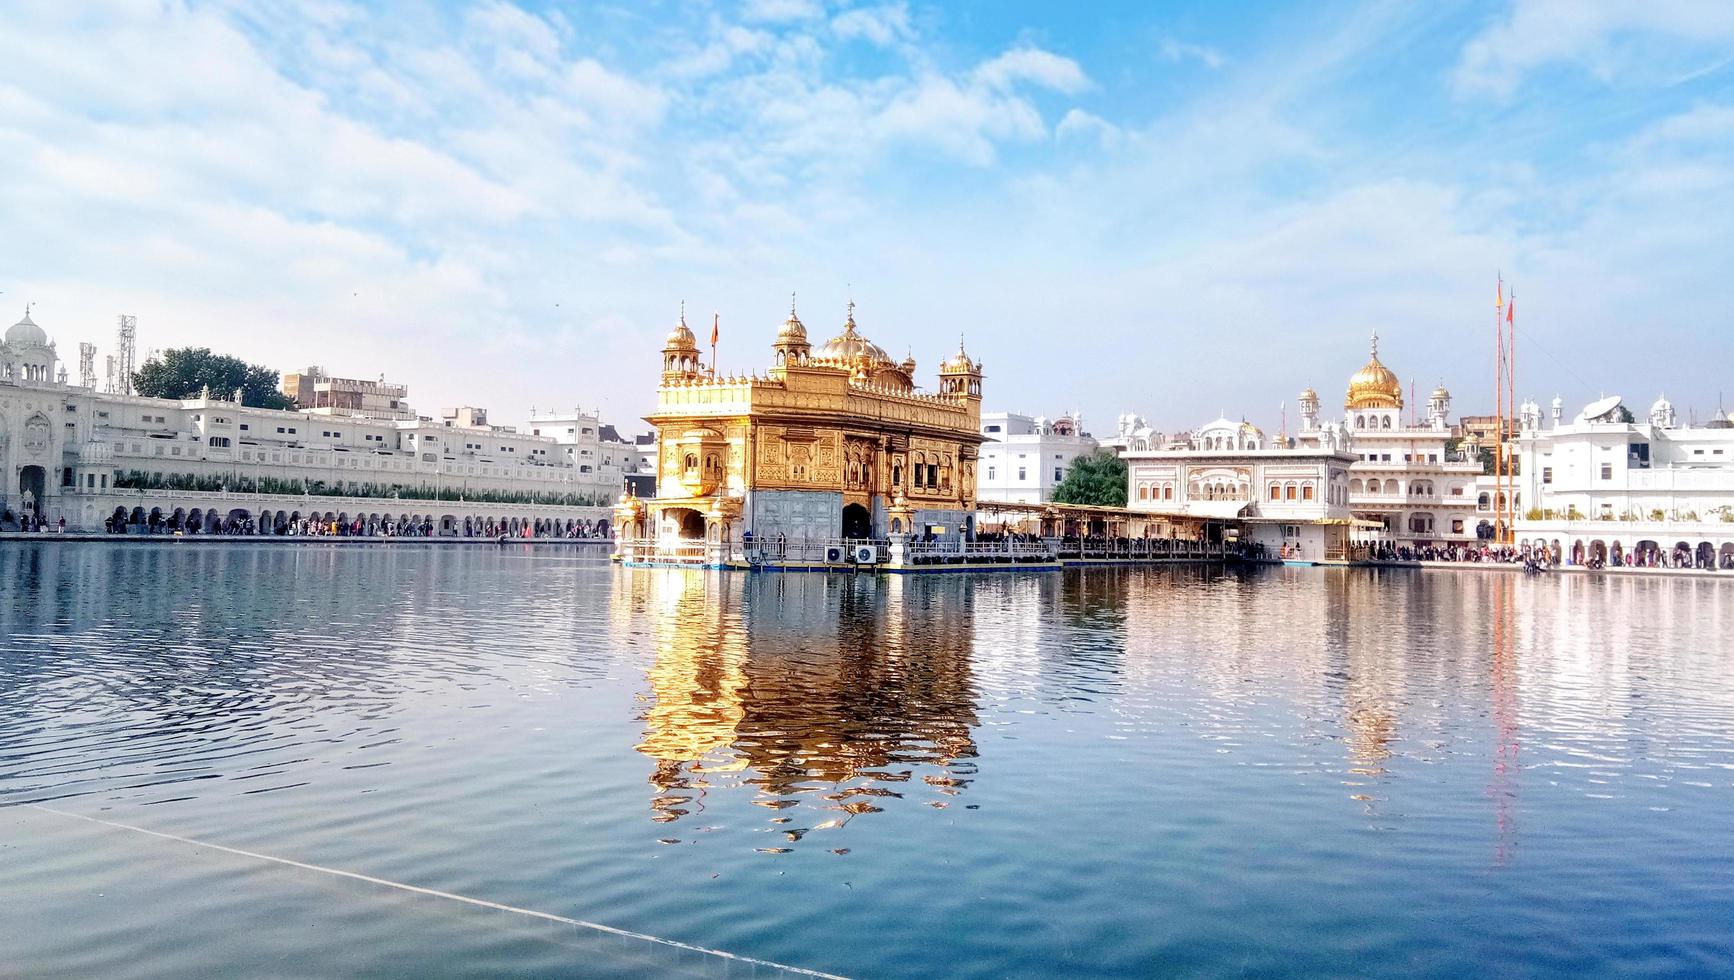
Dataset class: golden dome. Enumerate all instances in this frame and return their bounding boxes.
[815,306,894,368]
[776,312,807,345]
[1431,382,1451,401]
[1345,332,1402,409]
[940,337,976,374]
[664,303,697,351]
[775,294,808,346]
[1299,386,1318,402]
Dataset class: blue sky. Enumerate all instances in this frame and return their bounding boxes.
[4,0,1734,435]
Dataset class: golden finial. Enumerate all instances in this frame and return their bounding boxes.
[790,291,797,317]
[1369,330,1379,357]
[679,299,686,325]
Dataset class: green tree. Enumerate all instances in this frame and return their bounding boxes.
[133,347,293,409]
[1050,450,1128,507]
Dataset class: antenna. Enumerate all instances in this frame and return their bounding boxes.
[104,354,116,393]
[116,314,137,396]
[78,342,97,389]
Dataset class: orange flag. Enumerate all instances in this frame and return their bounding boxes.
[710,313,719,347]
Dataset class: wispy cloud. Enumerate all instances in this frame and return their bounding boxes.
[1157,37,1226,70]
[1454,0,1734,98]
[1,1,1730,432]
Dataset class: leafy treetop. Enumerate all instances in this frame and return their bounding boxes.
[1049,449,1128,507]
[133,347,294,410]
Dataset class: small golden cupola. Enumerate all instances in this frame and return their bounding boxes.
[662,303,704,383]
[938,336,983,400]
[772,293,811,365]
[1345,331,1403,409]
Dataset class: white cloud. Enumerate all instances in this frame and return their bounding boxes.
[1055,108,1122,148]
[1454,0,1734,98]
[832,3,913,47]
[1157,37,1226,70]
[873,75,1045,165]
[973,47,1091,94]
[742,0,825,24]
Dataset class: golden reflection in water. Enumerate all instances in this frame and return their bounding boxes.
[1335,572,1400,818]
[1488,573,1521,866]
[622,571,980,836]
[625,570,750,823]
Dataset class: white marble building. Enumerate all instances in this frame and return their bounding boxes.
[0,309,613,533]
[1097,412,1164,456]
[977,411,1099,504]
[1294,334,1483,546]
[1513,394,1734,566]
[1125,416,1361,561]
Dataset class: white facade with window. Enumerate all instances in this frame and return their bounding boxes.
[1512,395,1734,566]
[976,411,1098,504]
[1124,416,1359,561]
[0,309,612,532]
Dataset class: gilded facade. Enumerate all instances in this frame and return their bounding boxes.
[615,301,984,561]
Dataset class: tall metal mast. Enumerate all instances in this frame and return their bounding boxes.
[116,315,137,396]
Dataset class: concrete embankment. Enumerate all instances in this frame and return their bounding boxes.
[0,533,614,548]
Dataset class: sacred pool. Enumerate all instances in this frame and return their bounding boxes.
[2,541,1730,978]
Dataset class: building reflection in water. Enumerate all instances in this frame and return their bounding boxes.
[1488,573,1521,866]
[619,569,980,841]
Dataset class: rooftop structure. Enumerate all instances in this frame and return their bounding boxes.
[281,366,413,420]
[977,410,1097,505]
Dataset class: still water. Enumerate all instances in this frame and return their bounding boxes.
[2,542,1732,978]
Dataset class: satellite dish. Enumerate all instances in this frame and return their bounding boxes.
[1578,395,1624,422]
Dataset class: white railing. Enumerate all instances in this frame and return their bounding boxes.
[617,540,712,563]
[743,537,889,564]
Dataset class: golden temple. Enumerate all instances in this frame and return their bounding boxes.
[614,298,985,566]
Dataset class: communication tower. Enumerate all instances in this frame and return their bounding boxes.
[78,342,97,389]
[116,315,137,396]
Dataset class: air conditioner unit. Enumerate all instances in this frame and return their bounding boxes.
[824,545,846,563]
[853,544,877,565]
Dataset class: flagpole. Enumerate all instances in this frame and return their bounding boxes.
[1507,288,1517,544]
[1495,274,1504,546]
[710,312,719,380]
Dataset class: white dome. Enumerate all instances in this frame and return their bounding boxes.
[5,310,48,347]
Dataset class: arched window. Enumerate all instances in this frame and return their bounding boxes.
[1139,484,1150,500]
[1302,483,1314,501]
[1163,484,1173,500]
[1355,416,1365,429]
[1270,484,1281,501]
[1367,479,1381,494]
[1285,482,1297,501]
[1381,416,1392,429]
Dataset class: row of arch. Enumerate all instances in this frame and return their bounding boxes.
[106,505,609,538]
[1266,481,1317,502]
[1192,479,1249,501]
[1527,538,1734,569]
[1135,482,1175,501]
[1350,478,1474,499]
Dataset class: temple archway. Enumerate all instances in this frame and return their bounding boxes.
[842,503,872,539]
[18,465,47,516]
